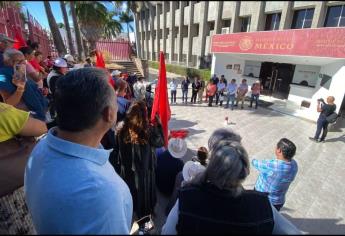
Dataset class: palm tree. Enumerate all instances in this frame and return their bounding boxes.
[60,1,75,56]
[69,1,84,60]
[75,1,122,50]
[103,12,123,39]
[43,1,66,56]
[119,11,134,40]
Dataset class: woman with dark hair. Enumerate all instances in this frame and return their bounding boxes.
[19,47,43,88]
[112,100,164,225]
[162,139,301,235]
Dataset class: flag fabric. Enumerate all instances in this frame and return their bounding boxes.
[151,51,171,147]
[95,50,106,68]
[13,27,26,49]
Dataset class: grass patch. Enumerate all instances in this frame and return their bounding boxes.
[148,61,211,81]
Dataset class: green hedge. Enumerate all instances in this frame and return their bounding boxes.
[148,61,211,81]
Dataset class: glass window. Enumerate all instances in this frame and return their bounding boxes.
[265,13,281,31]
[240,17,251,32]
[291,8,314,29]
[324,5,345,27]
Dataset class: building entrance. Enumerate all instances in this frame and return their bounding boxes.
[259,62,295,99]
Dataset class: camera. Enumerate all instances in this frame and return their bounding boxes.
[317,98,324,103]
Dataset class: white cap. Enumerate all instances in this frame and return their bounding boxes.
[168,138,187,159]
[111,70,121,77]
[182,161,206,181]
[64,54,75,63]
[53,58,68,68]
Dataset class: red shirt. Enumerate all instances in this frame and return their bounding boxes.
[29,59,41,72]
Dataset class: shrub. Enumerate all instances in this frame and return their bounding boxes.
[148,61,211,81]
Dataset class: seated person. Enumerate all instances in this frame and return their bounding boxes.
[155,138,187,196]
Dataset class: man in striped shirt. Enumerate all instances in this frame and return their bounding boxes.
[252,138,298,211]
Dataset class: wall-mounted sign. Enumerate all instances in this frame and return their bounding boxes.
[211,28,345,58]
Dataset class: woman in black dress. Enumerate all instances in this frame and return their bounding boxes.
[111,100,164,220]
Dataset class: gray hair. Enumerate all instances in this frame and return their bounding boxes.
[3,48,23,62]
[187,140,250,197]
[208,128,242,151]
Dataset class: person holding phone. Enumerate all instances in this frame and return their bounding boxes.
[0,49,48,121]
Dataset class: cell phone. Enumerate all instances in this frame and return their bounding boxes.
[14,63,27,82]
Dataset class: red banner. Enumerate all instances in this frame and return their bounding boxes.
[211,27,345,58]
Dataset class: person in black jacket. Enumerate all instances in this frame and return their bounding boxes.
[190,77,201,104]
[162,139,300,234]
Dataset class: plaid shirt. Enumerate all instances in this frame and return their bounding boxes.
[252,158,298,205]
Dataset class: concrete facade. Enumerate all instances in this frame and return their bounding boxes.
[135,1,345,68]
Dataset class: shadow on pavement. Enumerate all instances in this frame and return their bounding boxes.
[324,134,345,143]
[282,213,345,234]
[169,118,197,129]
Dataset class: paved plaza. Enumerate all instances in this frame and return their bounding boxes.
[149,70,345,234]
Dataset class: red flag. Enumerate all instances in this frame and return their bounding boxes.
[151,52,171,147]
[95,50,105,68]
[13,27,27,49]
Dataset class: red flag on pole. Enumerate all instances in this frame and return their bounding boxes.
[151,51,171,147]
[95,50,106,68]
[13,27,27,49]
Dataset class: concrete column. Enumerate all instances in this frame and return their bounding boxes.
[169,1,176,62]
[156,4,161,60]
[134,12,141,58]
[178,1,185,63]
[187,1,195,67]
[255,2,266,31]
[140,11,145,58]
[145,9,150,60]
[197,1,209,68]
[162,1,167,54]
[280,1,293,30]
[230,2,241,33]
[214,1,224,34]
[312,2,326,28]
[149,5,155,60]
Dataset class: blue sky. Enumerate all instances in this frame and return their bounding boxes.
[22,1,133,33]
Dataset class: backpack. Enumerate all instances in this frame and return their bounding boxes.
[326,112,338,124]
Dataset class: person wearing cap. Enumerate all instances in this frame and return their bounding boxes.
[46,58,68,121]
[155,138,187,197]
[0,33,16,68]
[64,54,76,69]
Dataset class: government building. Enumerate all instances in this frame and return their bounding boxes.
[134,1,345,121]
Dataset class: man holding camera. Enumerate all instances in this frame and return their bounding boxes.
[309,96,336,143]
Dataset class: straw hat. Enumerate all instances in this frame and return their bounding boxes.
[168,138,187,159]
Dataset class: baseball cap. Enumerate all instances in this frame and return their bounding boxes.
[182,161,206,181]
[111,70,121,77]
[64,54,75,63]
[0,33,16,43]
[168,138,187,159]
[53,58,68,68]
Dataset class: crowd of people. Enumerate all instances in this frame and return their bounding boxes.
[170,74,263,109]
[0,31,337,235]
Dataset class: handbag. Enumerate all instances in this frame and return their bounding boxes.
[0,136,36,198]
[326,112,338,124]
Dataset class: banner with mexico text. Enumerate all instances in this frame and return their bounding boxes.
[211,27,345,58]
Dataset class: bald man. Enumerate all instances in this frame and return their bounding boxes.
[309,96,336,142]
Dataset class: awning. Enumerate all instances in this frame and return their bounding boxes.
[211,27,345,59]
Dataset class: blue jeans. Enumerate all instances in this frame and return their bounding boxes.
[182,90,188,103]
[250,94,259,108]
[314,115,329,140]
[226,94,236,109]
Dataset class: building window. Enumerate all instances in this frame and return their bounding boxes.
[240,17,251,32]
[185,1,189,7]
[324,5,345,27]
[265,13,281,31]
[176,2,180,10]
[291,8,314,29]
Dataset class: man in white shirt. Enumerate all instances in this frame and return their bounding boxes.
[133,77,146,100]
[170,78,178,104]
[236,79,248,109]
